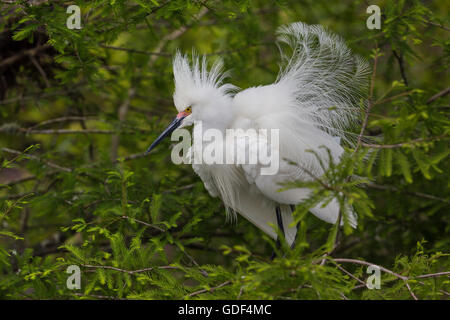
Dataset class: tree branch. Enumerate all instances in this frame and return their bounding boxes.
[361,135,448,149]
[367,183,449,203]
[426,87,450,104]
[332,258,450,300]
[147,7,209,67]
[188,280,231,297]
[1,147,72,172]
[0,44,50,68]
[392,50,409,87]
[355,44,380,154]
[81,264,178,275]
[121,215,165,232]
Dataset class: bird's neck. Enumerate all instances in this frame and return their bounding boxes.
[192,109,234,153]
[198,104,234,132]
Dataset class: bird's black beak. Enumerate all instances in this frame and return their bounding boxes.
[145,115,186,155]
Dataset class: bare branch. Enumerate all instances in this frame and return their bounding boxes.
[73,293,127,300]
[374,90,415,105]
[81,264,178,275]
[121,215,165,232]
[26,116,100,131]
[111,87,136,160]
[1,147,72,172]
[392,50,409,87]
[0,44,51,68]
[148,7,209,67]
[355,44,380,154]
[361,135,448,149]
[426,87,450,104]
[424,19,450,31]
[414,271,450,279]
[188,280,232,297]
[29,55,50,87]
[99,44,172,57]
[332,258,450,300]
[1,127,150,135]
[367,183,449,203]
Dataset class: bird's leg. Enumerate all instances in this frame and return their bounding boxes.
[276,206,285,238]
[270,206,285,260]
[290,205,300,249]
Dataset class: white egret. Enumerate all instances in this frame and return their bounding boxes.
[146,22,369,249]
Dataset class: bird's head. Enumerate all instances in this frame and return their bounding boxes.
[146,52,236,154]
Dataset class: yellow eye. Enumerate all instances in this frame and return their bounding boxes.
[185,106,192,113]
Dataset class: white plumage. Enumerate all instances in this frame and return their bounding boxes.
[149,22,370,247]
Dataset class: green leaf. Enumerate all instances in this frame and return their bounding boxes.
[396,151,413,183]
[150,193,162,223]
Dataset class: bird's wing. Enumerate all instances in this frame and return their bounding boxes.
[189,123,354,247]
[192,162,219,198]
[189,134,299,246]
[227,129,357,229]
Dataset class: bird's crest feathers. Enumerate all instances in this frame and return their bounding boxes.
[172,51,236,111]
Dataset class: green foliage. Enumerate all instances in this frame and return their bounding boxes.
[0,0,448,300]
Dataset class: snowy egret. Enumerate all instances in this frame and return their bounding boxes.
[146,22,369,248]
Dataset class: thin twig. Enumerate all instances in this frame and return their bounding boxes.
[392,50,409,87]
[121,215,165,232]
[414,271,450,279]
[81,264,178,274]
[426,87,450,104]
[188,280,231,297]
[1,127,150,135]
[1,147,72,172]
[148,7,209,67]
[73,293,127,300]
[361,135,448,149]
[374,89,415,105]
[26,116,100,131]
[111,87,136,160]
[367,183,449,203]
[29,55,50,87]
[99,44,172,57]
[181,249,209,277]
[424,19,450,31]
[0,171,58,189]
[0,150,150,188]
[0,44,51,68]
[112,152,148,164]
[0,84,90,105]
[332,258,450,300]
[100,43,269,58]
[335,263,366,286]
[355,44,379,154]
